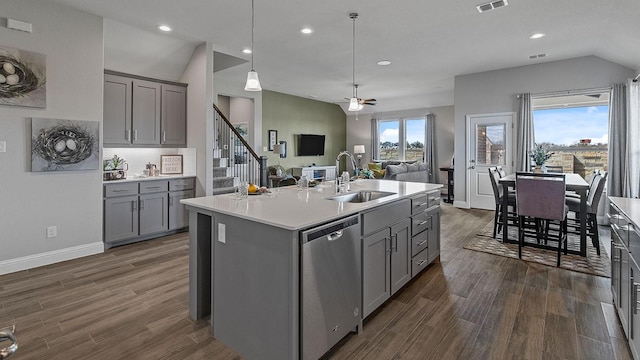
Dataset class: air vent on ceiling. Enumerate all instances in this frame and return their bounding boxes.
[529,53,548,60]
[477,0,509,13]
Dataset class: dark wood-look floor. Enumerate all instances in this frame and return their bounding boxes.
[0,204,632,359]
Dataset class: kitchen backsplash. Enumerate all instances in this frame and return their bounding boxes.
[103,148,196,177]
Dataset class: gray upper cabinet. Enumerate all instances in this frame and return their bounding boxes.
[103,71,187,148]
[132,79,161,145]
[103,74,132,145]
[161,84,187,145]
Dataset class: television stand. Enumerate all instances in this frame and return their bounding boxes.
[291,166,336,181]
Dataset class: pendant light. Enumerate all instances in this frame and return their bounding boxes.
[348,13,363,111]
[244,0,262,91]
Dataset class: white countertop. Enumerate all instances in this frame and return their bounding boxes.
[181,179,443,231]
[610,197,640,228]
[103,174,195,184]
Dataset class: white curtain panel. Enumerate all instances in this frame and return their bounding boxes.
[625,80,640,198]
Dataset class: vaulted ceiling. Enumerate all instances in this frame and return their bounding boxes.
[50,0,640,113]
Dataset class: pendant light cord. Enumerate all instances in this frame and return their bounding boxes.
[251,0,255,71]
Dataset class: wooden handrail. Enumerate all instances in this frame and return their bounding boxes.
[213,103,261,161]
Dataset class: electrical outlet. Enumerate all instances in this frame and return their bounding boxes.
[218,223,226,243]
[46,226,57,238]
[263,146,268,152]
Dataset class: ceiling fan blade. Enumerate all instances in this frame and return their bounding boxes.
[363,102,376,106]
[362,98,377,102]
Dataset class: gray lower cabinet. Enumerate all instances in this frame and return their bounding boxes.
[362,199,414,318]
[409,191,441,278]
[630,258,640,359]
[104,177,194,247]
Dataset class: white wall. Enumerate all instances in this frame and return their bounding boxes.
[346,106,455,187]
[181,42,214,197]
[0,1,104,273]
[453,55,635,207]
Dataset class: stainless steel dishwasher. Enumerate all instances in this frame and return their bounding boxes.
[301,214,361,360]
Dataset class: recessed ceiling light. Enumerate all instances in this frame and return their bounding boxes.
[530,33,545,39]
[301,27,313,35]
[377,60,391,66]
[243,48,252,54]
[157,25,172,32]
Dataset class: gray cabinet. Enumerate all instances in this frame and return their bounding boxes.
[103,177,194,248]
[362,199,412,318]
[103,71,187,147]
[103,74,132,145]
[409,191,441,278]
[630,258,640,359]
[132,79,161,145]
[161,84,187,145]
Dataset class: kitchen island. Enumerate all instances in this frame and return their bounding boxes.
[181,179,442,360]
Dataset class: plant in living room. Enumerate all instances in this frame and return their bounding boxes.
[529,143,553,168]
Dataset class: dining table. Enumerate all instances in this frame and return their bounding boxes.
[499,173,590,256]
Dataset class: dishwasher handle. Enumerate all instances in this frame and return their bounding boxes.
[327,230,343,241]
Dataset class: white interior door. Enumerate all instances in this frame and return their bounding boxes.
[467,113,514,210]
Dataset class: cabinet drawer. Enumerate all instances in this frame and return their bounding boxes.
[411,193,429,215]
[411,248,429,278]
[411,212,431,237]
[140,180,168,194]
[411,231,428,257]
[170,178,195,191]
[427,191,441,208]
[104,182,138,197]
[362,199,411,236]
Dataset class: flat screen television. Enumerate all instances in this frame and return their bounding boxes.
[298,134,325,156]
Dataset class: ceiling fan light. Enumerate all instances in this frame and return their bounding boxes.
[348,97,360,111]
[244,70,262,91]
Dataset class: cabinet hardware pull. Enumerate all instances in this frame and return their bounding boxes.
[417,239,427,247]
[417,202,428,207]
[635,283,640,314]
[613,255,620,262]
[146,186,161,189]
[417,259,427,267]
[169,197,174,206]
[112,189,129,193]
[391,234,398,252]
[133,129,138,141]
[140,200,144,209]
[418,220,428,226]
[132,201,137,210]
[385,238,392,253]
[126,129,131,141]
[613,244,626,250]
[162,131,166,143]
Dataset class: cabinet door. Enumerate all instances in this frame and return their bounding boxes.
[363,228,391,318]
[161,84,187,146]
[104,195,138,243]
[132,79,161,145]
[427,209,441,264]
[139,192,168,235]
[169,190,193,230]
[390,219,411,295]
[103,74,132,145]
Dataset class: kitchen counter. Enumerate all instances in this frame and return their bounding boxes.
[609,196,640,228]
[182,179,443,360]
[102,173,195,184]
[182,179,442,231]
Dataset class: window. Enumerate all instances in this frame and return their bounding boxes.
[374,118,426,161]
[532,91,609,176]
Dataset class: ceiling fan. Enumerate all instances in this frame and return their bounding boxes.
[344,85,377,107]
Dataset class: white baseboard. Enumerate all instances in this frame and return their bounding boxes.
[0,242,104,275]
[453,200,470,209]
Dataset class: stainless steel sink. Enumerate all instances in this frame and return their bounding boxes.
[327,190,396,203]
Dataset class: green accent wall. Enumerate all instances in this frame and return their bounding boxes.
[262,90,346,171]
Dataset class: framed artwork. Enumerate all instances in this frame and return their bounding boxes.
[234,123,248,146]
[161,155,183,174]
[31,118,100,171]
[0,45,47,108]
[268,130,277,151]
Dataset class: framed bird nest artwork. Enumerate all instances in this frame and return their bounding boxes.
[0,45,46,108]
[31,118,100,172]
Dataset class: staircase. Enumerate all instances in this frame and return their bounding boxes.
[212,104,268,194]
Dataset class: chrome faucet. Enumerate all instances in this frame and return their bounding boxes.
[335,151,357,193]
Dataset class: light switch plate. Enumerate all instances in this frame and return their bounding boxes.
[0,141,5,152]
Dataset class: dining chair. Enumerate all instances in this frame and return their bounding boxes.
[515,172,568,266]
[496,166,507,178]
[488,167,517,239]
[566,169,599,199]
[565,172,607,255]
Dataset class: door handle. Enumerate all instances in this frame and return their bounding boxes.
[468,166,475,170]
[327,230,343,241]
